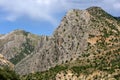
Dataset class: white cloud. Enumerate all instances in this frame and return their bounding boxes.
[0,0,120,26]
[113,3,120,9]
[0,0,63,25]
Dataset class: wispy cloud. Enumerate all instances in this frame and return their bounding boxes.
[0,0,120,25]
[0,0,64,25]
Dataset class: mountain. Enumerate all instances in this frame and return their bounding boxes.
[0,6,120,80]
[21,7,120,80]
[0,30,41,64]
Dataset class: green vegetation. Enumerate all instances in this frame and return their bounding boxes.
[22,65,68,80]
[22,31,29,36]
[10,38,34,65]
[71,65,92,75]
[81,53,90,57]
[0,67,20,80]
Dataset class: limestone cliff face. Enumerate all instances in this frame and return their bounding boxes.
[0,7,120,76]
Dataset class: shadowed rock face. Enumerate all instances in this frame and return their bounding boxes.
[0,7,120,75]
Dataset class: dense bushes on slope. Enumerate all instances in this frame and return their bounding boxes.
[0,67,20,80]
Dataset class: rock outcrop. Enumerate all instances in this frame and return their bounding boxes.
[0,54,14,69]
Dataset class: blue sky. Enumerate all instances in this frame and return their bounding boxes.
[0,0,120,35]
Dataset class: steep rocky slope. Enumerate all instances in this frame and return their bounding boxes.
[0,30,41,64]
[0,6,120,79]
[15,9,92,75]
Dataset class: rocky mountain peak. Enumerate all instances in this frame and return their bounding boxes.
[86,6,106,15]
[54,8,90,38]
[86,6,103,11]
